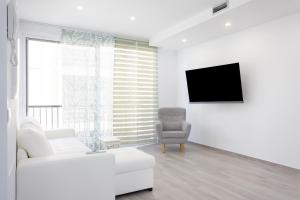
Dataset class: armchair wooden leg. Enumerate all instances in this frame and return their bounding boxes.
[160,144,166,153]
[180,144,186,152]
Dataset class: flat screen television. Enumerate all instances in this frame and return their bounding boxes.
[185,63,243,102]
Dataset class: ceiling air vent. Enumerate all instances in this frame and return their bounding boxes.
[212,1,228,14]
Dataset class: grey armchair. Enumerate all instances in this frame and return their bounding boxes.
[156,108,191,153]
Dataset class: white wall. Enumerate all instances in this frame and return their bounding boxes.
[1,0,17,200]
[7,0,17,199]
[177,12,300,169]
[158,49,178,107]
[0,0,8,199]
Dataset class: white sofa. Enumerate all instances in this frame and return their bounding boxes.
[17,119,155,200]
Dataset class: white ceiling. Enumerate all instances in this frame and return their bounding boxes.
[18,0,224,40]
[18,0,300,49]
[150,0,300,49]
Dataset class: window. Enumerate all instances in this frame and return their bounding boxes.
[26,36,158,146]
[27,37,114,147]
[26,39,62,129]
[113,38,158,145]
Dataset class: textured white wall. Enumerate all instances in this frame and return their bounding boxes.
[177,12,300,169]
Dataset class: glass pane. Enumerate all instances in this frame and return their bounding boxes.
[27,39,62,129]
[27,39,62,106]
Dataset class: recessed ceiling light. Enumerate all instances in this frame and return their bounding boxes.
[181,38,187,43]
[225,22,232,27]
[130,16,136,21]
[76,5,83,11]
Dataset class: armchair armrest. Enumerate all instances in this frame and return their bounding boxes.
[156,121,163,139]
[17,153,115,200]
[182,121,191,138]
[45,128,76,139]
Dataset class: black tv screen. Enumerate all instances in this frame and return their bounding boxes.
[185,63,243,102]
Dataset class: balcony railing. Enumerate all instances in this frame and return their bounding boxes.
[27,105,63,129]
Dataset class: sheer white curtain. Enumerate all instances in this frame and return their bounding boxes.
[61,29,114,149]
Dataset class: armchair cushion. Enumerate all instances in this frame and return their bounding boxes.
[162,121,182,131]
[162,131,186,138]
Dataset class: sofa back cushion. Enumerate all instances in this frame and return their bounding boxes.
[18,124,54,158]
[48,138,90,155]
[19,117,43,131]
[162,121,182,131]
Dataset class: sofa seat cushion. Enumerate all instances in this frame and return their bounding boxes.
[49,138,90,155]
[108,147,155,174]
[162,131,185,138]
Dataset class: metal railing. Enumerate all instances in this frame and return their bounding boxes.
[27,105,63,129]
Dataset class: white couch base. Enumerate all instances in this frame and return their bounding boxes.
[116,168,153,196]
[17,153,115,200]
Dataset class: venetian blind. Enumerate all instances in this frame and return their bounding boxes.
[113,38,158,145]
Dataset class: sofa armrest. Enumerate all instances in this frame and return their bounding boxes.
[156,122,163,139]
[17,153,115,200]
[182,121,191,138]
[45,128,76,139]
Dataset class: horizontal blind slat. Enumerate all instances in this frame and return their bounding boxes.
[113,39,158,145]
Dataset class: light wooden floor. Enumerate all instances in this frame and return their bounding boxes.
[117,143,300,200]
